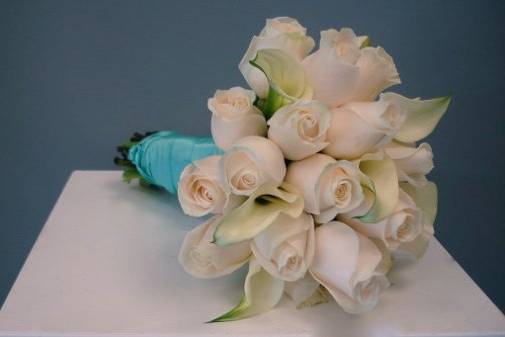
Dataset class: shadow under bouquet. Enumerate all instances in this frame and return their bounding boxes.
[115,17,450,322]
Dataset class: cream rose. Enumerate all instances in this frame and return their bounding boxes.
[309,221,389,314]
[251,212,315,282]
[267,100,331,160]
[178,155,240,217]
[209,87,267,151]
[285,153,364,223]
[178,216,251,278]
[323,98,407,159]
[303,28,399,108]
[221,136,286,196]
[239,17,315,98]
[341,189,423,251]
[284,273,329,308]
[384,142,434,187]
[303,28,362,108]
[353,47,401,102]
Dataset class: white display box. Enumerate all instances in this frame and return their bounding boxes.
[1,171,504,337]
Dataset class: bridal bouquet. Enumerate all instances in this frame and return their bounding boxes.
[115,17,450,322]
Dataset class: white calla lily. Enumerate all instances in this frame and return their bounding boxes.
[209,87,267,150]
[212,183,304,246]
[310,221,389,314]
[381,92,451,143]
[178,216,251,279]
[267,100,331,160]
[240,17,314,99]
[209,257,284,322]
[286,153,364,223]
[251,212,315,282]
[221,136,286,196]
[250,49,313,118]
[384,141,434,187]
[348,151,399,224]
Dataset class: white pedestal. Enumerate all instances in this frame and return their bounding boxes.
[1,171,504,337]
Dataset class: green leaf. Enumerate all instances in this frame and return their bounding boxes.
[359,36,371,48]
[250,49,312,119]
[122,168,142,183]
[356,152,399,223]
[381,93,451,143]
[213,183,304,246]
[208,258,284,322]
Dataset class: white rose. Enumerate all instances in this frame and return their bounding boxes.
[178,216,251,278]
[209,87,267,151]
[302,28,361,108]
[251,212,315,282]
[303,28,398,108]
[319,28,368,63]
[285,153,364,223]
[267,100,331,160]
[178,155,241,217]
[221,136,286,196]
[353,47,401,102]
[323,98,407,159]
[384,142,434,187]
[341,189,423,251]
[239,17,315,98]
[309,221,389,314]
[284,273,329,308]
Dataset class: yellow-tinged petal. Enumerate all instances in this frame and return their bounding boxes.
[208,257,284,322]
[401,181,438,234]
[250,49,312,118]
[213,183,304,246]
[381,93,451,143]
[356,152,399,223]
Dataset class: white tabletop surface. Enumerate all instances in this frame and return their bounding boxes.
[1,171,504,337]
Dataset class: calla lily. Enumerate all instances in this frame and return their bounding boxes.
[350,151,399,223]
[384,141,434,187]
[250,49,312,118]
[381,93,451,143]
[209,257,284,322]
[213,183,304,246]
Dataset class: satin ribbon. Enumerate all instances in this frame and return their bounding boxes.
[128,131,222,193]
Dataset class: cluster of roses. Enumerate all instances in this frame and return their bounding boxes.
[176,17,450,321]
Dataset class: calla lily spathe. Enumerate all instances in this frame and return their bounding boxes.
[239,17,315,99]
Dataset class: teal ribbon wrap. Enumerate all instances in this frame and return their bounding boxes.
[128,131,223,194]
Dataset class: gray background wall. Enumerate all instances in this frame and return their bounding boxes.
[1,0,504,313]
